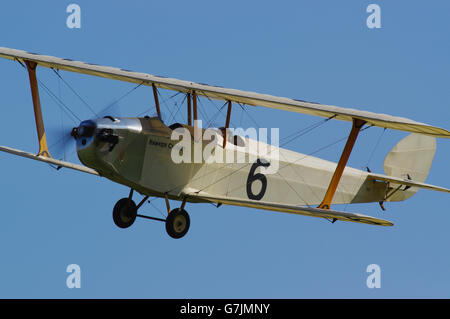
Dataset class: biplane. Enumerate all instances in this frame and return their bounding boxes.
[0,47,448,239]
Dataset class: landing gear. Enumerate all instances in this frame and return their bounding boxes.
[113,198,137,228]
[112,190,191,239]
[165,208,190,239]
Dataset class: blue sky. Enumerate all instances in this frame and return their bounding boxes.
[0,1,449,298]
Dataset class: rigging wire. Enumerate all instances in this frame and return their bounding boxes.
[100,81,145,116]
[196,95,212,126]
[38,79,81,123]
[236,102,260,129]
[197,90,239,128]
[365,127,386,168]
[157,89,179,122]
[239,105,244,126]
[236,102,336,147]
[142,90,181,116]
[137,91,181,118]
[205,101,228,128]
[167,93,187,124]
[51,68,98,117]
[280,115,336,147]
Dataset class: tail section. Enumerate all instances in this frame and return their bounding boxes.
[383,133,436,201]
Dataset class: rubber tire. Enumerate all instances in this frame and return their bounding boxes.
[165,208,190,239]
[113,198,137,229]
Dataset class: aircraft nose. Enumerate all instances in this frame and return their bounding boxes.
[71,120,97,138]
[72,120,97,147]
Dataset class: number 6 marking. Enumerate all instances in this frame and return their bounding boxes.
[246,159,270,200]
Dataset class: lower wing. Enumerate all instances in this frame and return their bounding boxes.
[0,145,99,176]
[184,190,393,226]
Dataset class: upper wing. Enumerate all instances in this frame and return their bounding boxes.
[367,173,450,193]
[184,190,393,226]
[0,47,448,138]
[0,145,99,176]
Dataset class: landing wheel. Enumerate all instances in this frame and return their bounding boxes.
[165,208,190,239]
[113,198,137,229]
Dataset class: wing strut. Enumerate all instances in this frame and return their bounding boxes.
[152,83,162,120]
[187,93,192,125]
[223,101,232,148]
[318,118,366,209]
[24,60,51,158]
[193,91,200,141]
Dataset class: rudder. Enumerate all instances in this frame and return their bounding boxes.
[383,133,436,201]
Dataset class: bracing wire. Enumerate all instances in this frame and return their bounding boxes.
[366,127,386,168]
[157,89,179,122]
[205,101,228,128]
[51,68,98,117]
[38,79,81,123]
[167,93,187,124]
[100,81,145,116]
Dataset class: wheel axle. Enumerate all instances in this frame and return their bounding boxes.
[136,214,166,223]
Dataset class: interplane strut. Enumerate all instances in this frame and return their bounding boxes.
[25,60,51,158]
[318,118,366,209]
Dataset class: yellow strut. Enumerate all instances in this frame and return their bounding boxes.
[152,83,162,120]
[25,60,51,158]
[318,118,366,209]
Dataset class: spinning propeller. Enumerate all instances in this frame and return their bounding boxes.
[47,101,122,160]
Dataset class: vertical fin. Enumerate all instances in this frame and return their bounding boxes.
[384,133,436,201]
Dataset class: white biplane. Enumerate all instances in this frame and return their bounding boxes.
[0,47,448,238]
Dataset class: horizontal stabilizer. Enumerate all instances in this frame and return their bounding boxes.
[367,173,449,193]
[186,191,393,226]
[0,145,99,176]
